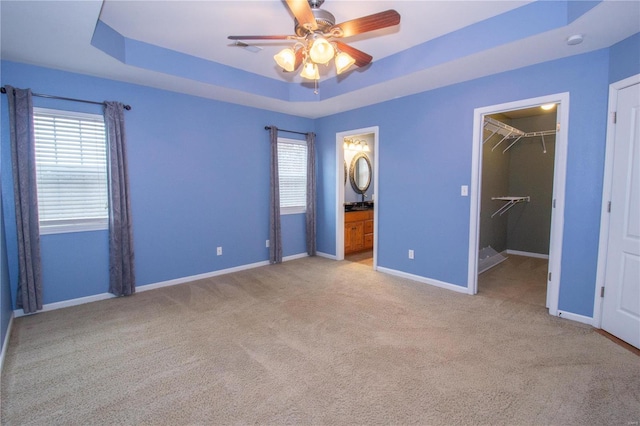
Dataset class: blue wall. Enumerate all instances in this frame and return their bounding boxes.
[0,61,312,310]
[609,32,640,83]
[316,37,639,318]
[1,33,639,350]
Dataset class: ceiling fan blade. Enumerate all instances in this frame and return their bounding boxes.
[285,0,318,32]
[331,10,400,38]
[228,35,295,41]
[335,42,372,68]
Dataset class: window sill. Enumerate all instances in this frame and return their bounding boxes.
[40,222,108,235]
[280,207,306,215]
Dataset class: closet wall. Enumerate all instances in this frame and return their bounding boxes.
[480,123,510,253]
[480,111,556,256]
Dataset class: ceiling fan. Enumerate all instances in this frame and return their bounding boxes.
[228,0,400,80]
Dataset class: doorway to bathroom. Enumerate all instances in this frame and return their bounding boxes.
[336,126,379,269]
[468,94,569,316]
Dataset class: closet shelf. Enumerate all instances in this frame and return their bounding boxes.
[483,117,556,153]
[491,196,530,218]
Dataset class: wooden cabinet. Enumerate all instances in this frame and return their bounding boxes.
[345,220,364,253]
[345,210,374,254]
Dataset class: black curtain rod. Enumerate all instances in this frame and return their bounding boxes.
[1,86,132,110]
[264,125,310,136]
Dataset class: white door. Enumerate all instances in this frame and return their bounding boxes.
[601,82,640,348]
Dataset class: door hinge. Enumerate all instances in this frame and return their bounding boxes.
[607,201,611,213]
[601,287,605,298]
[553,199,556,208]
[548,272,552,281]
[612,112,617,124]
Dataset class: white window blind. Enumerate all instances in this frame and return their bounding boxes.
[278,138,307,214]
[33,108,108,234]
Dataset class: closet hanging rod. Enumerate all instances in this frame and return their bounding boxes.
[501,130,556,153]
[490,196,530,218]
[0,86,132,110]
[484,117,556,153]
[483,117,556,140]
[492,132,516,152]
[483,117,525,144]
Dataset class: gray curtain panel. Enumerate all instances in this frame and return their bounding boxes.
[104,102,136,296]
[306,132,316,256]
[6,86,43,314]
[269,126,283,264]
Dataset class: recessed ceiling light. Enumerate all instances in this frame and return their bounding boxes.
[541,103,556,111]
[566,34,584,46]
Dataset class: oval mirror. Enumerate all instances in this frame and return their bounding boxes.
[349,152,372,194]
[344,160,347,186]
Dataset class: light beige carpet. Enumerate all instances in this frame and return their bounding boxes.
[1,256,639,425]
[478,254,549,308]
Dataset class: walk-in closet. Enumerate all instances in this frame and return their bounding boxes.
[478,105,558,306]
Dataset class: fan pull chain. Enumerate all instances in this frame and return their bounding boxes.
[314,79,318,95]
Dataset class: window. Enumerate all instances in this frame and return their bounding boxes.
[278,138,307,215]
[33,108,108,234]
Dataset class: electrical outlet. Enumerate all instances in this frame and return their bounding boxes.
[266,239,270,248]
[408,249,414,260]
[461,185,469,196]
[216,246,222,256]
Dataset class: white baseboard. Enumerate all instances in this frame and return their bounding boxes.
[505,250,549,259]
[14,292,116,317]
[316,251,337,260]
[377,267,469,294]
[0,313,14,376]
[136,259,272,293]
[557,310,593,325]
[283,253,309,262]
[14,254,311,317]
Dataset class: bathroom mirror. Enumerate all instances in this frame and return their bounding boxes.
[344,160,347,185]
[349,152,372,194]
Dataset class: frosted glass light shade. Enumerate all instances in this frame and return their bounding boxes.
[335,51,356,75]
[274,48,297,72]
[300,62,319,80]
[309,37,335,64]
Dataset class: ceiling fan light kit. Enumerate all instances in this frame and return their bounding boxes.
[335,51,356,75]
[229,0,400,81]
[300,61,320,80]
[274,47,298,72]
[308,35,335,64]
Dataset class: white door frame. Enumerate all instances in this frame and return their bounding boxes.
[467,93,570,317]
[336,126,379,268]
[593,73,640,328]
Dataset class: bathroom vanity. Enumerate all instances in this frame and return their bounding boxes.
[344,209,374,254]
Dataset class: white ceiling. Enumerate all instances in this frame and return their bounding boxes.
[1,1,639,118]
[98,0,529,80]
